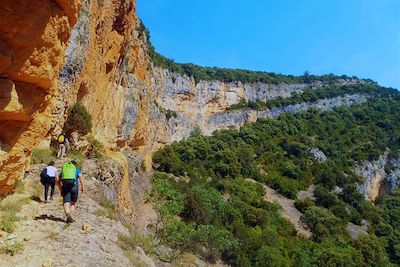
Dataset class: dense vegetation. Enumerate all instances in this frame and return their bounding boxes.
[151,95,400,266]
[64,102,92,136]
[226,83,400,112]
[139,21,371,85]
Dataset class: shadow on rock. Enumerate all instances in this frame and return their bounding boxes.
[30,196,42,203]
[34,214,65,223]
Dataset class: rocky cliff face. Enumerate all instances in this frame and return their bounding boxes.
[0,0,82,194]
[356,151,400,201]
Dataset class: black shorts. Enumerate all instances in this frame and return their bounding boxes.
[61,180,78,203]
[41,176,55,185]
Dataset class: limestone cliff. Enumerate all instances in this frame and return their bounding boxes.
[0,0,82,194]
[356,151,400,201]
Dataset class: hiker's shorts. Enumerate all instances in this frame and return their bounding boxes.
[61,180,78,203]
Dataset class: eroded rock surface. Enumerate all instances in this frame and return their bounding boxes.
[0,0,82,194]
[356,151,400,201]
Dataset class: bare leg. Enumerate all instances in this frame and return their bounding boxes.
[61,145,65,159]
[70,202,76,214]
[63,202,71,216]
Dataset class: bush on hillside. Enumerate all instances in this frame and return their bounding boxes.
[64,102,92,136]
[31,148,56,164]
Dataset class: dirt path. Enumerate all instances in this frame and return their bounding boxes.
[0,162,133,267]
[246,179,311,238]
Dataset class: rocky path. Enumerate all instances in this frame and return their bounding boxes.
[246,179,312,238]
[0,162,133,267]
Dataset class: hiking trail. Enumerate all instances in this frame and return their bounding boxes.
[0,159,154,267]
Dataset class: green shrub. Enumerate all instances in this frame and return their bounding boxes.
[314,186,338,208]
[0,198,30,233]
[97,195,117,220]
[87,136,104,159]
[294,198,315,213]
[118,231,157,256]
[0,241,24,256]
[31,148,56,164]
[350,235,389,266]
[64,102,92,136]
[301,206,343,242]
[0,213,18,233]
[66,149,85,168]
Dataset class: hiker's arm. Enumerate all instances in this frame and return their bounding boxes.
[79,174,84,193]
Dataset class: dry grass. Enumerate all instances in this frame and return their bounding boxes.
[96,195,117,220]
[123,251,148,267]
[31,148,56,165]
[117,227,157,257]
[0,197,30,233]
[0,241,24,256]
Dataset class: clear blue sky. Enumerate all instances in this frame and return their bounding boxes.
[137,0,400,89]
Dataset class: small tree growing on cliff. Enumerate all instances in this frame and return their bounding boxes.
[64,102,92,136]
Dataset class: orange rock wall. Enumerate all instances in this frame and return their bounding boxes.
[0,0,154,194]
[0,0,82,194]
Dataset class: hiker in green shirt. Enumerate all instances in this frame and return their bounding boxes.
[57,160,84,223]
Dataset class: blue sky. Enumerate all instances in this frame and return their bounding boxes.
[137,0,400,89]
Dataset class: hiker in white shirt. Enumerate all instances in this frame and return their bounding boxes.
[40,161,58,203]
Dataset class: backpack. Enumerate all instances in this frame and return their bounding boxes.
[58,134,65,144]
[40,167,48,184]
[62,162,76,180]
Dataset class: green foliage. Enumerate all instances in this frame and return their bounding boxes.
[373,190,400,264]
[294,198,315,213]
[31,148,56,164]
[118,225,158,266]
[350,235,390,266]
[96,195,117,220]
[301,207,344,242]
[156,103,178,121]
[150,173,186,217]
[314,185,338,208]
[87,136,104,159]
[150,50,363,85]
[66,149,85,168]
[184,186,225,224]
[0,212,18,233]
[151,96,400,265]
[311,242,363,267]
[195,225,233,261]
[0,198,30,233]
[64,102,92,136]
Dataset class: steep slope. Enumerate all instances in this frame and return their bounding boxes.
[150,96,400,266]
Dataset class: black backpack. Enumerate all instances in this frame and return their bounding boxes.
[40,167,48,184]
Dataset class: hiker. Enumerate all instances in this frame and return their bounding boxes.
[40,161,58,203]
[58,160,84,223]
[57,133,69,159]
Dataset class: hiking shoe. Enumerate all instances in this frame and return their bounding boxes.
[49,197,54,202]
[66,216,75,224]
